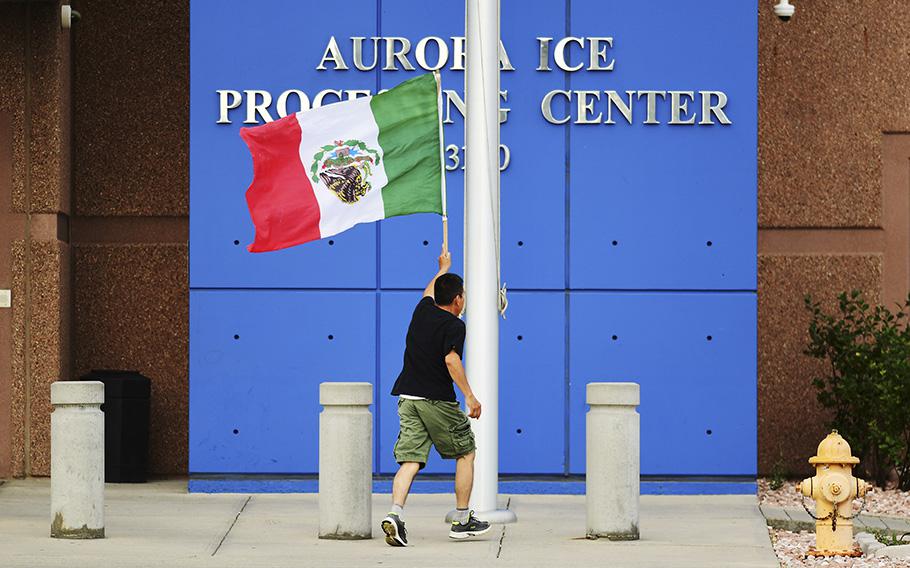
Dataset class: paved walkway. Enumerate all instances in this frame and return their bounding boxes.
[759,503,910,534]
[0,479,778,568]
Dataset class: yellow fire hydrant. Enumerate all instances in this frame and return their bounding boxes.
[798,430,870,556]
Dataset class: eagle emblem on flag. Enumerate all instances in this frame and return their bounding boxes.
[310,139,382,204]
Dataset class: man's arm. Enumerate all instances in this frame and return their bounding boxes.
[445,350,481,419]
[423,248,452,299]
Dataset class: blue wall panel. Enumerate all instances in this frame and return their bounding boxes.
[499,1,567,290]
[189,290,376,473]
[499,292,565,473]
[568,0,757,290]
[568,292,757,475]
[189,0,378,288]
[189,0,758,481]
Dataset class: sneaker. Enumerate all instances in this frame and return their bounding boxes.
[381,513,408,547]
[448,511,491,540]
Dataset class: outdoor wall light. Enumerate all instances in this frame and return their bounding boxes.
[774,0,795,22]
[61,5,81,29]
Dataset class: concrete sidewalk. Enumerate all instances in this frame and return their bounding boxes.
[0,479,778,568]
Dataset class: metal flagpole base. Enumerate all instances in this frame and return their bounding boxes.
[444,508,517,524]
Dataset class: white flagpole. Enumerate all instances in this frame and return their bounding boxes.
[464,0,515,524]
[434,71,449,253]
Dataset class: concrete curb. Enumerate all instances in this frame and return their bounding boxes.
[765,518,814,533]
[856,532,888,557]
[762,501,910,558]
[760,505,910,530]
[876,544,910,559]
[856,533,910,558]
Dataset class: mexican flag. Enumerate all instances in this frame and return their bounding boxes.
[240,73,444,253]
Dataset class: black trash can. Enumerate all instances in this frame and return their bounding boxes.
[79,370,151,483]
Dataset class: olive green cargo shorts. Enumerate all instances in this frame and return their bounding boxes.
[394,398,476,468]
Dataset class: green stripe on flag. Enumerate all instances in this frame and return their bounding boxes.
[371,74,443,218]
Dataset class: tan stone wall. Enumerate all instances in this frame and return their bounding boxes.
[12,240,71,476]
[73,0,188,217]
[758,1,910,474]
[0,0,189,478]
[71,0,189,475]
[73,245,188,474]
[0,1,73,477]
[759,1,910,228]
[757,255,881,474]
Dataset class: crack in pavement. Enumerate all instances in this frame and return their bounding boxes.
[496,497,511,559]
[211,495,251,557]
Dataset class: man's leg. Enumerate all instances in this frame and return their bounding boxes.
[384,399,431,547]
[384,462,421,547]
[392,461,421,509]
[424,403,489,539]
[454,451,475,509]
[448,450,490,538]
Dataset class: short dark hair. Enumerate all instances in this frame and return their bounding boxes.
[434,273,464,306]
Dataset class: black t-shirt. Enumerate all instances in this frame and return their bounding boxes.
[391,296,466,402]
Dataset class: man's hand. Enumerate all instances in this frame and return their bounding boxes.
[438,248,452,273]
[466,394,482,419]
[424,247,453,298]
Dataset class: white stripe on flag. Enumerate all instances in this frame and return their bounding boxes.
[296,96,388,238]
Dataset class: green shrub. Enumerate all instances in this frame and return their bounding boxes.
[769,459,787,491]
[868,528,910,546]
[804,290,910,490]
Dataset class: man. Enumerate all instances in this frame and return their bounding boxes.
[380,249,491,547]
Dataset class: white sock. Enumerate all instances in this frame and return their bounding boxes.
[390,504,404,518]
[454,508,470,524]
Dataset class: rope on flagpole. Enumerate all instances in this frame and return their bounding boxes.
[434,71,449,254]
[473,2,507,318]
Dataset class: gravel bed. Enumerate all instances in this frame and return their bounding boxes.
[759,479,910,519]
[771,529,910,567]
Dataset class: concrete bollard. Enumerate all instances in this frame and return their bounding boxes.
[586,382,640,541]
[318,382,373,540]
[50,381,105,539]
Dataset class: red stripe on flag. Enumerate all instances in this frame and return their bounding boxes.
[240,115,321,252]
